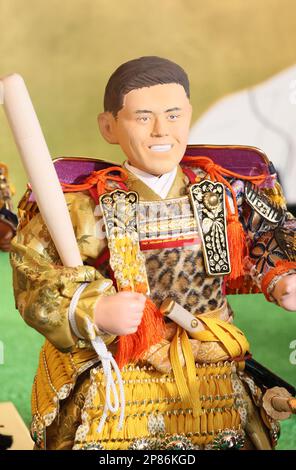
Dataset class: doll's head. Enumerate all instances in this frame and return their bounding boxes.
[103,56,190,117]
[98,56,192,176]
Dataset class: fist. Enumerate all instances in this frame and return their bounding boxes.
[94,291,146,336]
[0,220,14,252]
[272,274,296,312]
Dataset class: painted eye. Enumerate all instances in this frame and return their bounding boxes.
[167,114,180,121]
[137,116,150,122]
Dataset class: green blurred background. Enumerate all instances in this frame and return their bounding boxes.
[0,0,296,449]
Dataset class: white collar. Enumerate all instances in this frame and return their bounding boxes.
[124,161,177,199]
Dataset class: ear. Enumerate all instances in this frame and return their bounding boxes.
[97,112,118,144]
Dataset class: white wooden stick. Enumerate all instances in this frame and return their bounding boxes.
[0,73,82,267]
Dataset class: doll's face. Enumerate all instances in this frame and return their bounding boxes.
[98,83,192,175]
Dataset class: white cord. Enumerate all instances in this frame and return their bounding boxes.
[85,317,125,433]
[68,282,89,339]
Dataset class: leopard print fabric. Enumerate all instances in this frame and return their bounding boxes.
[144,245,224,314]
[97,191,226,314]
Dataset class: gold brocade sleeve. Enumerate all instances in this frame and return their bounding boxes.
[10,191,116,352]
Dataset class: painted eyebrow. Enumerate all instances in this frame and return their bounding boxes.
[134,110,153,114]
[165,107,182,113]
[134,107,181,114]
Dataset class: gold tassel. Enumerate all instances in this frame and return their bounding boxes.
[169,327,194,412]
[208,410,214,434]
[180,329,202,417]
[263,182,286,208]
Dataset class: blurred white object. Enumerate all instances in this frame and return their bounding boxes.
[0,73,82,267]
[189,65,296,205]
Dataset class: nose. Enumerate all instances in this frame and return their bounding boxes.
[151,116,168,137]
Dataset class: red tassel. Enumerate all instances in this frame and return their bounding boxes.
[115,297,166,369]
[182,155,266,282]
[226,214,247,281]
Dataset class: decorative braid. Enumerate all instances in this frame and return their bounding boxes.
[61,166,129,196]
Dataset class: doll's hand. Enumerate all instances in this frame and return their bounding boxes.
[94,291,146,335]
[0,220,14,252]
[272,274,296,311]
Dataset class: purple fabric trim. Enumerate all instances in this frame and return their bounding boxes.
[54,158,117,184]
[184,146,268,176]
[28,159,118,201]
[28,145,273,201]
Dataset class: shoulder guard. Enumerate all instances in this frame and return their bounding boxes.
[53,156,118,186]
[245,181,285,225]
[17,156,118,229]
[182,144,272,177]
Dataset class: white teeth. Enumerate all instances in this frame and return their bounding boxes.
[149,144,172,152]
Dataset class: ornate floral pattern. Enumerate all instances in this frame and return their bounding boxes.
[10,163,295,451]
[249,233,285,274]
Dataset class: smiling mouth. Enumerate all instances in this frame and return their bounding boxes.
[149,144,173,152]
